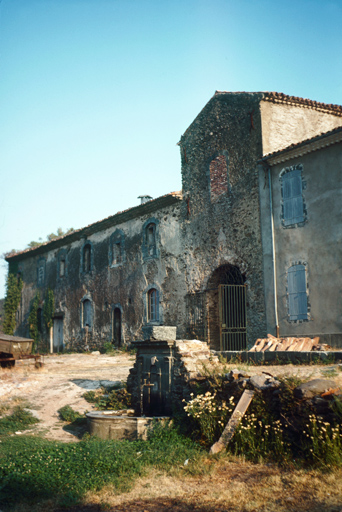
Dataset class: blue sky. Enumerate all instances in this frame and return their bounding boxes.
[0,0,341,298]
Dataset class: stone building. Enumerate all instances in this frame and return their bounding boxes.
[5,92,342,351]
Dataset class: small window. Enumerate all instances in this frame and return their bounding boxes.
[142,218,159,259]
[287,264,308,321]
[109,230,125,267]
[148,288,159,322]
[83,299,92,328]
[112,241,122,265]
[59,258,65,277]
[37,258,46,286]
[209,154,228,201]
[146,223,156,256]
[281,167,304,226]
[83,243,92,273]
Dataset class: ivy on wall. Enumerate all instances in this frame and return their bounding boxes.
[43,289,55,330]
[3,272,23,335]
[28,292,40,345]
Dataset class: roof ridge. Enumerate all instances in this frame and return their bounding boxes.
[6,191,183,260]
[213,90,342,114]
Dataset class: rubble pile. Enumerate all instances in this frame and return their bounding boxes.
[249,334,331,352]
[225,368,341,424]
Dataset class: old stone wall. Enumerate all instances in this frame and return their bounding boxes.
[179,92,267,348]
[10,196,187,352]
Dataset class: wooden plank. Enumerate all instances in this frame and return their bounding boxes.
[209,390,255,455]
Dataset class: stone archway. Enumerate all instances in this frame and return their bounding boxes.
[206,264,246,350]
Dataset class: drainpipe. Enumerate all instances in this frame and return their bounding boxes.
[268,168,280,338]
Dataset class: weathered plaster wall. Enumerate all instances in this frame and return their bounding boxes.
[259,142,342,347]
[260,101,342,155]
[179,93,268,348]
[13,200,186,351]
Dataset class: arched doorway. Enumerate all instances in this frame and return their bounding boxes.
[113,307,122,347]
[206,264,246,351]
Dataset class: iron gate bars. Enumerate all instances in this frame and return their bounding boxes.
[219,284,247,351]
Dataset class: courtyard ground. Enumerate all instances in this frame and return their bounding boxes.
[1,352,342,511]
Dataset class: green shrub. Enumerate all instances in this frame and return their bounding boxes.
[58,405,82,422]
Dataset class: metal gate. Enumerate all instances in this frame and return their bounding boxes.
[219,285,247,351]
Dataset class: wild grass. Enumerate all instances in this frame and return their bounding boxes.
[0,406,39,435]
[0,421,203,510]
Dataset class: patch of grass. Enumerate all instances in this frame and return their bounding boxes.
[0,422,203,510]
[0,406,39,435]
[58,405,83,423]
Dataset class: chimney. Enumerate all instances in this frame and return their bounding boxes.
[138,195,153,205]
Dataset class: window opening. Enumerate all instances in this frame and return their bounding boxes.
[113,307,122,346]
[281,167,304,226]
[148,288,159,322]
[59,258,65,277]
[113,241,122,265]
[83,244,91,272]
[83,299,92,327]
[147,224,156,256]
[287,264,308,320]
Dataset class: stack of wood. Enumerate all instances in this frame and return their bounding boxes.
[249,334,331,352]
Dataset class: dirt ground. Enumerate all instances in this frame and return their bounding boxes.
[1,352,341,441]
[1,353,342,512]
[0,352,135,441]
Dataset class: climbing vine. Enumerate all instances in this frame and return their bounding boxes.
[28,292,40,345]
[43,288,55,330]
[3,272,23,335]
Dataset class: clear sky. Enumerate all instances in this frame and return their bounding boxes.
[0,0,341,298]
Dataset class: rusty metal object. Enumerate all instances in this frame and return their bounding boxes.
[0,333,42,367]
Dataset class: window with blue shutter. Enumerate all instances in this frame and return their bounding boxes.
[281,168,304,226]
[287,265,308,320]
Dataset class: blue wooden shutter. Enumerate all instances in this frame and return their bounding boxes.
[287,265,308,320]
[283,170,304,226]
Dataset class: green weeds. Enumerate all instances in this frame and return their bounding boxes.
[0,407,39,435]
[0,422,203,510]
[58,405,83,422]
[83,386,131,411]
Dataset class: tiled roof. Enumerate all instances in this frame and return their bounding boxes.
[179,91,342,143]
[261,126,342,162]
[6,191,183,261]
[215,90,342,115]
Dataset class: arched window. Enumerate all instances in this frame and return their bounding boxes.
[82,299,92,328]
[142,218,159,259]
[148,288,159,322]
[58,249,67,278]
[146,223,156,256]
[109,230,125,267]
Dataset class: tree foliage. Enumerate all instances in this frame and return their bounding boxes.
[27,227,74,249]
[3,273,23,335]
